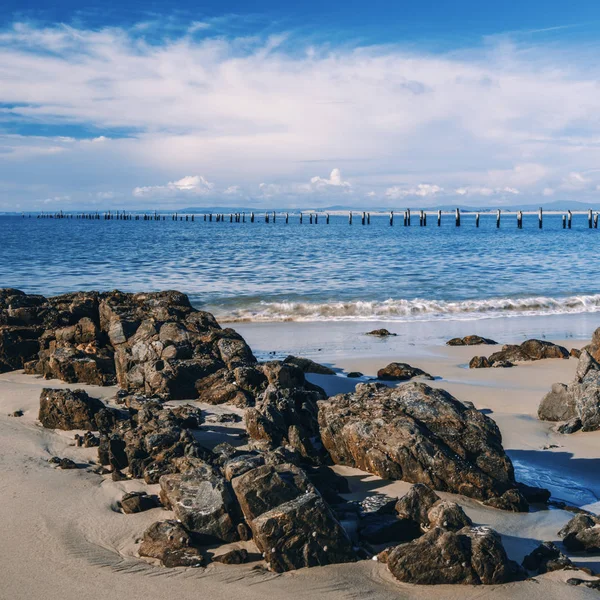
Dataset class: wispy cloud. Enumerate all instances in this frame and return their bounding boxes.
[3,21,600,207]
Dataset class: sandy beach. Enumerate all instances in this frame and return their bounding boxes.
[2,315,600,600]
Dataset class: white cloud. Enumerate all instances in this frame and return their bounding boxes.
[542,187,555,196]
[385,184,443,199]
[3,22,600,206]
[133,175,213,197]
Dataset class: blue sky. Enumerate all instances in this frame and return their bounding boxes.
[2,2,600,210]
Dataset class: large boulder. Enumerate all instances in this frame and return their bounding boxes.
[447,336,497,346]
[376,362,433,381]
[230,462,356,572]
[138,520,204,567]
[582,327,600,362]
[159,464,240,543]
[39,388,105,430]
[318,383,526,510]
[522,541,573,574]
[385,526,524,585]
[283,355,335,375]
[538,350,600,432]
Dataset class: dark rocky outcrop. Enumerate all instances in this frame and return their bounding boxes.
[582,327,600,362]
[447,336,498,346]
[385,526,525,585]
[138,520,205,567]
[318,383,527,510]
[469,356,490,369]
[159,464,240,543]
[245,363,327,461]
[522,541,573,574]
[471,339,569,369]
[48,456,78,469]
[283,355,335,375]
[376,362,433,381]
[212,548,249,564]
[559,514,600,552]
[539,350,600,432]
[39,388,105,430]
[231,462,356,572]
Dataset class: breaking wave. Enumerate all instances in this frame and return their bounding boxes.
[216,293,600,323]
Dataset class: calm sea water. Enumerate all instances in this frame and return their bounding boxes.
[1,212,600,323]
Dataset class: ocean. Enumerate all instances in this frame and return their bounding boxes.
[2,212,600,324]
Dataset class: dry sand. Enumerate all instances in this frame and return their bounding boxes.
[2,328,600,600]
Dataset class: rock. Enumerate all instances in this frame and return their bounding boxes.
[212,548,249,564]
[386,526,524,585]
[491,360,513,368]
[222,453,266,481]
[471,339,570,369]
[483,489,529,512]
[366,329,396,337]
[119,491,159,514]
[283,355,335,375]
[582,327,600,362]
[74,431,100,447]
[139,520,204,567]
[39,388,105,430]
[319,383,525,510]
[395,484,441,526]
[469,356,490,369]
[49,456,78,469]
[159,465,240,543]
[571,348,582,358]
[427,501,472,531]
[251,492,356,572]
[245,364,327,461]
[347,371,363,378]
[567,578,600,590]
[11,409,23,417]
[559,514,600,552]
[447,336,498,346]
[539,350,600,432]
[515,482,551,504]
[376,362,433,381]
[522,541,573,574]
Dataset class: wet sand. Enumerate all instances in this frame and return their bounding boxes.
[2,320,600,600]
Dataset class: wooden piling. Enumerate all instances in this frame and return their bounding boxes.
[389,211,393,226]
[562,214,566,229]
[349,211,353,225]
[496,209,501,228]
[285,212,289,224]
[423,211,427,226]
[539,207,542,229]
[367,212,371,225]
[476,213,480,228]
[403,211,407,226]
[589,209,593,229]
[437,210,441,227]
[455,208,461,227]
[517,211,523,229]
[595,213,598,229]
[326,213,330,224]
[568,210,572,229]
[310,213,313,224]
[419,211,423,227]
[362,212,365,225]
[407,209,411,226]
[300,212,303,224]
[315,213,318,224]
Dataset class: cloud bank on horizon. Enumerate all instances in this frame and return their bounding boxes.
[2,17,600,210]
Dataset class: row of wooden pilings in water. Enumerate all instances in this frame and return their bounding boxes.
[32,208,600,228]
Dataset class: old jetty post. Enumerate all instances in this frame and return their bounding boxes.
[349,211,353,225]
[407,208,411,226]
[315,213,318,224]
[423,211,427,226]
[568,210,572,229]
[517,211,523,229]
[455,208,461,227]
[403,211,407,226]
[496,209,501,228]
[362,212,366,225]
[437,210,441,226]
[539,207,543,229]
[273,211,276,223]
[562,214,566,229]
[390,211,394,226]
[285,212,289,224]
[595,213,599,229]
[367,212,371,225]
[300,212,303,224]
[326,213,330,224]
[589,209,593,229]
[309,213,313,224]
[419,210,423,226]
[476,213,480,228]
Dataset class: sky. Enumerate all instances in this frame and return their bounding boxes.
[3,2,600,210]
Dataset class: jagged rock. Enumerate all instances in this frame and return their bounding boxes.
[567,578,600,590]
[539,350,600,432]
[395,484,441,526]
[139,520,204,567]
[319,383,525,510]
[39,388,105,430]
[159,465,240,543]
[571,348,582,358]
[74,431,100,447]
[11,409,24,417]
[222,453,266,481]
[515,482,551,504]
[559,514,600,552]
[212,548,249,564]
[472,339,569,369]
[427,501,472,531]
[119,491,159,514]
[283,355,335,375]
[245,363,327,461]
[483,489,529,512]
[231,462,355,572]
[386,526,524,585]
[366,329,396,337]
[491,360,513,368]
[347,371,363,378]
[522,541,573,574]
[583,327,600,362]
[447,336,498,346]
[251,492,356,572]
[376,362,433,381]
[469,356,490,369]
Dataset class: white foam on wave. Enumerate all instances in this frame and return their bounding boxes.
[216,293,600,323]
